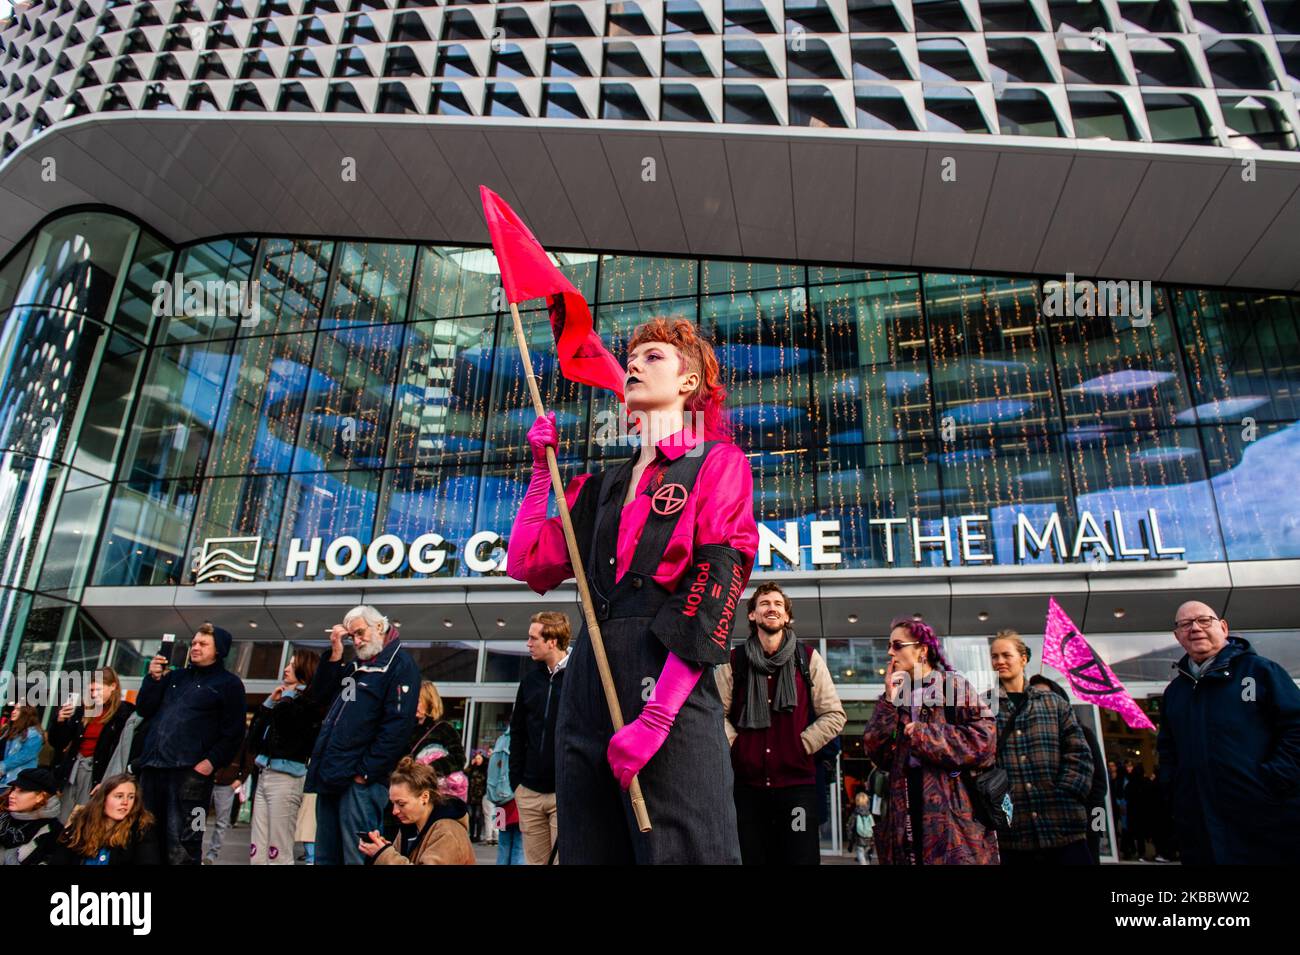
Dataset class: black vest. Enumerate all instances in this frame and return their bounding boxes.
[571,441,721,621]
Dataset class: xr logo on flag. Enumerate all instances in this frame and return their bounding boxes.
[651,483,688,516]
[1061,631,1122,697]
[1042,597,1156,731]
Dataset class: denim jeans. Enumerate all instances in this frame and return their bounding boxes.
[496,824,526,865]
[313,781,389,865]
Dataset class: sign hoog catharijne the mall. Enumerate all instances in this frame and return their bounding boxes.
[193,508,1184,585]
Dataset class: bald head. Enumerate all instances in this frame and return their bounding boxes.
[1173,601,1229,664]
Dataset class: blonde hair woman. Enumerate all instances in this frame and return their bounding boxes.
[50,668,134,821]
[405,681,467,801]
[358,757,474,865]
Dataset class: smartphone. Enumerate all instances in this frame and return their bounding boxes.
[355,829,373,842]
[66,691,81,709]
[157,633,176,662]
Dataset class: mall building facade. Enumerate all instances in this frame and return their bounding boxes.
[1,0,1299,829]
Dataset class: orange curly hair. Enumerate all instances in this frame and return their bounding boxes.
[627,316,732,442]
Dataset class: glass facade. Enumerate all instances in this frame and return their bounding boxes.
[0,211,168,673]
[2,212,1300,668]
[83,248,1300,584]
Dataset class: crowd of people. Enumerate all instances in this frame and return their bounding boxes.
[0,593,1295,866]
[0,305,1293,869]
[0,587,1289,867]
[499,319,1299,866]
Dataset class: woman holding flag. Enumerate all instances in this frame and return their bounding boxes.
[480,185,758,863]
[506,315,759,864]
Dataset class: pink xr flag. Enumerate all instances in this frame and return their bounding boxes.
[1042,597,1156,731]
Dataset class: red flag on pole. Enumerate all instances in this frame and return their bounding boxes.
[480,186,625,399]
[1042,597,1157,731]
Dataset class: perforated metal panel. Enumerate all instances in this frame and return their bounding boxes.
[2,0,1298,158]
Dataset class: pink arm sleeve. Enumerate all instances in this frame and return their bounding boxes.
[643,441,760,665]
[506,470,593,595]
[643,652,703,728]
[606,652,703,789]
[694,444,760,571]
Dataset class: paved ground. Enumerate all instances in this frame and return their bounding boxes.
[203,821,860,865]
[206,823,1166,865]
[202,820,503,865]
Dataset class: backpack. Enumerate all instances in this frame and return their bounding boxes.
[486,729,514,806]
[853,810,874,840]
[729,641,841,767]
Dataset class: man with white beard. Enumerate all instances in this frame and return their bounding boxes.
[304,605,420,865]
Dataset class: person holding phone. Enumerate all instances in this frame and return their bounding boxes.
[50,667,135,822]
[863,617,999,865]
[357,757,473,865]
[133,624,247,865]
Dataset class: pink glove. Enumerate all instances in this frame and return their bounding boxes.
[506,434,555,576]
[527,411,557,466]
[607,652,702,790]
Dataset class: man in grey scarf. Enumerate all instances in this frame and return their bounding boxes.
[716,583,846,864]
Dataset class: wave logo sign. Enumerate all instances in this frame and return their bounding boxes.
[195,537,262,583]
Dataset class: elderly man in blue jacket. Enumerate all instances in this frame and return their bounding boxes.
[136,623,247,865]
[1157,600,1300,864]
[306,604,420,865]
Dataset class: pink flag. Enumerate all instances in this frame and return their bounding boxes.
[1042,597,1156,731]
[480,186,625,398]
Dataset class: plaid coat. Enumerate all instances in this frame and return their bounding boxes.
[994,685,1094,852]
[863,672,999,865]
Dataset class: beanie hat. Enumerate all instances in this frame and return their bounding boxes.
[210,626,234,659]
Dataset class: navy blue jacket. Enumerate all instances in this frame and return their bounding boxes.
[305,639,420,794]
[1157,637,1300,864]
[135,661,247,771]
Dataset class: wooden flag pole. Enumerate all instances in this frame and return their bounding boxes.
[507,301,652,834]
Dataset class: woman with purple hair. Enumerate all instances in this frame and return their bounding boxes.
[863,617,1000,864]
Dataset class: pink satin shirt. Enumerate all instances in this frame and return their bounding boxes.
[509,429,759,596]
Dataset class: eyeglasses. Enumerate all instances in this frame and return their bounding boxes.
[889,640,920,652]
[1174,615,1219,633]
